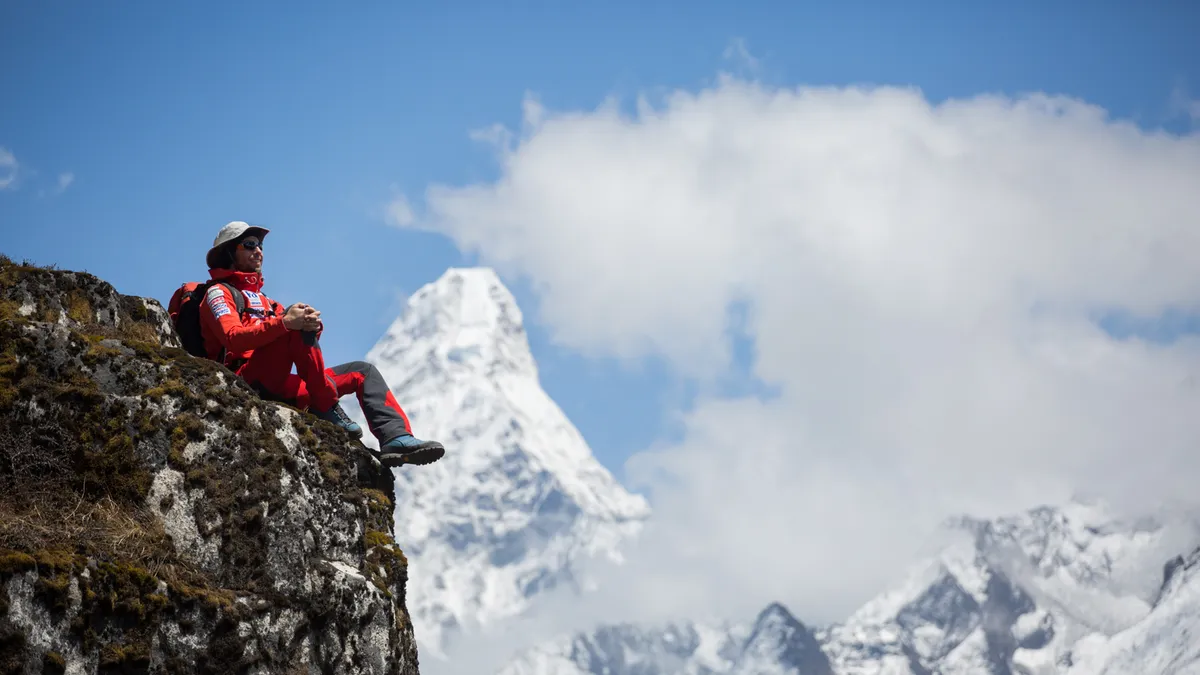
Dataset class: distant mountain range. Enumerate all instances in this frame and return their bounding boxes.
[361,267,1200,675]
[501,500,1200,675]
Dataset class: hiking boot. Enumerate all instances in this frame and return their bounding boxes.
[377,434,445,467]
[312,402,363,439]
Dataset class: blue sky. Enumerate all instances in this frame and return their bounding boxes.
[2,2,1197,474]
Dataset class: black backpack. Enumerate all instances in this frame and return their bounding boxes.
[168,280,246,358]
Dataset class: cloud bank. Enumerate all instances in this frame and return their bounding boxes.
[397,77,1200,642]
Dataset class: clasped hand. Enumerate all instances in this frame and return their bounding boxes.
[283,302,323,331]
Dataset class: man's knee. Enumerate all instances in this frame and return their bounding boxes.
[332,360,373,376]
[287,328,322,350]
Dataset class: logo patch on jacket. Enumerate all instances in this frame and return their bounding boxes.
[242,290,268,319]
[243,291,263,308]
[206,286,231,318]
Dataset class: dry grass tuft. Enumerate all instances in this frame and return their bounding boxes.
[0,492,202,586]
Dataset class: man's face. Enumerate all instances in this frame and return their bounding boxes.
[233,236,264,273]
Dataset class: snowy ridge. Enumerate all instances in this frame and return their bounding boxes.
[362,267,651,656]
[821,497,1200,675]
[499,604,841,675]
[497,618,748,675]
[499,499,1200,675]
[731,604,834,675]
[1062,544,1200,675]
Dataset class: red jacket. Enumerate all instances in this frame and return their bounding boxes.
[199,268,290,366]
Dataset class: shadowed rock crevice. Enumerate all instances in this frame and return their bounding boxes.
[0,255,419,674]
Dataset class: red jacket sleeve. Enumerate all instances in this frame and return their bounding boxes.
[200,284,290,354]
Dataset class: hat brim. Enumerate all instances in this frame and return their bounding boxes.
[206,226,270,269]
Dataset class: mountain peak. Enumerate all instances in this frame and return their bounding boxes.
[368,266,536,383]
[735,602,834,675]
[362,266,651,657]
[425,266,515,320]
[756,602,799,626]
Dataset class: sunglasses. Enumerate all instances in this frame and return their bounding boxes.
[239,238,263,251]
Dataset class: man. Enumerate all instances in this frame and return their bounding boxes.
[199,220,445,467]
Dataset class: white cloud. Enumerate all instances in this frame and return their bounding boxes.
[386,193,416,227]
[0,147,18,190]
[399,78,1200,637]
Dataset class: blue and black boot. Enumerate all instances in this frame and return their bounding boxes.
[377,433,445,467]
[312,402,363,439]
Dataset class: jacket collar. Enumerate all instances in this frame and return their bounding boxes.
[209,268,265,292]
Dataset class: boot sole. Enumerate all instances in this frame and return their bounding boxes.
[379,443,445,467]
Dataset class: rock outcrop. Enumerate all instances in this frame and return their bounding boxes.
[0,256,420,674]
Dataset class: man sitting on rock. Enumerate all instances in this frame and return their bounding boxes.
[199,220,445,467]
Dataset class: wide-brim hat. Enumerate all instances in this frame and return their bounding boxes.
[206,221,270,269]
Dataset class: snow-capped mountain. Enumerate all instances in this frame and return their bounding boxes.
[499,498,1200,675]
[732,604,834,675]
[498,603,835,675]
[497,616,748,675]
[818,498,1200,675]
[361,267,652,657]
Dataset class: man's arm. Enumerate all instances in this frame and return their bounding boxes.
[200,284,290,354]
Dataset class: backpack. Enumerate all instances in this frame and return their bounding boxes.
[168,280,246,358]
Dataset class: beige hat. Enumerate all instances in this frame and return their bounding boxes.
[206,221,270,269]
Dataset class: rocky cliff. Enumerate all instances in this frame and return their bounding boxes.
[0,256,420,674]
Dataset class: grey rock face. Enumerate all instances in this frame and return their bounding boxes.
[0,257,419,674]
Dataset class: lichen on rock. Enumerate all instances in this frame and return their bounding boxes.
[0,255,420,674]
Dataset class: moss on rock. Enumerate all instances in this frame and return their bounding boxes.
[42,651,66,674]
